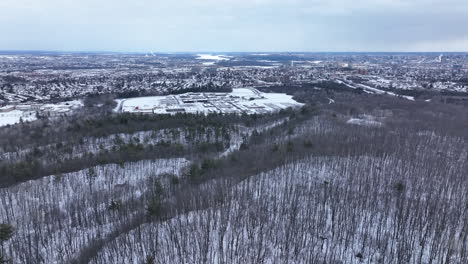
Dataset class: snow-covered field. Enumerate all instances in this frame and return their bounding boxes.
[0,100,83,127]
[41,99,83,111]
[0,110,37,126]
[118,88,303,115]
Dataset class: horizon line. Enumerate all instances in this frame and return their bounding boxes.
[1,50,468,55]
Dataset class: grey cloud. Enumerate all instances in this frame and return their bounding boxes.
[0,0,467,51]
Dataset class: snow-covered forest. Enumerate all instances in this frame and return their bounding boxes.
[0,88,467,264]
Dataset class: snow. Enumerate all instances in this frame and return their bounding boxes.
[0,100,83,127]
[347,115,382,127]
[0,158,188,264]
[261,92,301,105]
[118,88,303,115]
[41,100,84,111]
[338,80,415,101]
[113,99,126,112]
[230,87,256,97]
[95,155,452,264]
[120,96,167,113]
[0,110,37,127]
[196,54,231,61]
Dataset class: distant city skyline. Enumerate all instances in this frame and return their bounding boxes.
[1,0,467,52]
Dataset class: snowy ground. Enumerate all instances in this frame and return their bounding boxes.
[91,153,468,264]
[41,99,83,111]
[117,88,303,115]
[337,80,415,101]
[196,54,231,61]
[0,110,37,126]
[0,100,83,127]
[0,158,188,264]
[346,115,382,127]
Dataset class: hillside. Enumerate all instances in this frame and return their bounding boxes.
[0,87,467,264]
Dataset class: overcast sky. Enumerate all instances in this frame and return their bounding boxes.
[1,0,467,52]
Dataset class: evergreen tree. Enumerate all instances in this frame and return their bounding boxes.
[0,224,14,263]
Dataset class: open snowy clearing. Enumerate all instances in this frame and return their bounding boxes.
[0,110,37,127]
[347,118,382,127]
[0,100,83,127]
[346,115,382,127]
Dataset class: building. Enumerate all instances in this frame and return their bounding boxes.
[0,106,15,112]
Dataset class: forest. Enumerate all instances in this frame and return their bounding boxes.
[0,85,467,264]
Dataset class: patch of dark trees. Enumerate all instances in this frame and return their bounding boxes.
[0,109,290,152]
[1,75,27,83]
[0,109,296,187]
[0,140,227,188]
[115,90,162,99]
[114,83,232,99]
[167,85,232,95]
